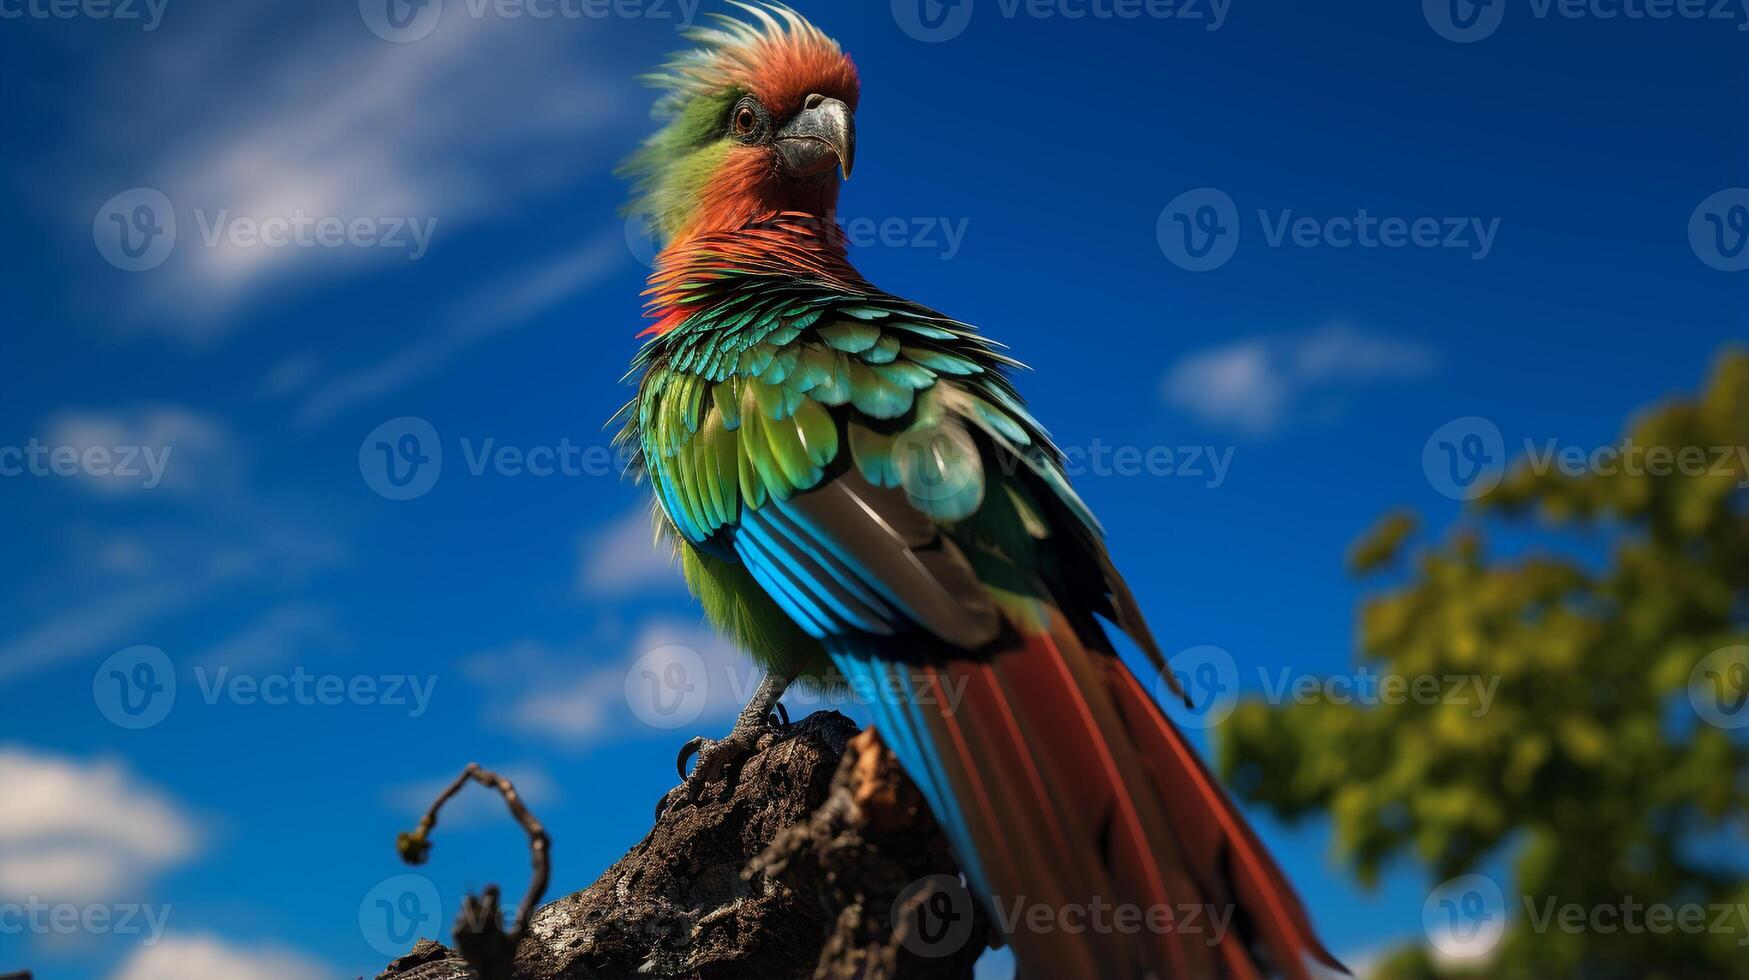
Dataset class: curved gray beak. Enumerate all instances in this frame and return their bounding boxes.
[775,95,855,180]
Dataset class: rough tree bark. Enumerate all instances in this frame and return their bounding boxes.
[376,711,992,980]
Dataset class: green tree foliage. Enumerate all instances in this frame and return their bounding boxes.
[1219,351,1749,979]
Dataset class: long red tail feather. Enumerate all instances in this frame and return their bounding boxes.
[851,608,1342,979]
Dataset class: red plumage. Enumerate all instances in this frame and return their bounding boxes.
[900,608,1345,978]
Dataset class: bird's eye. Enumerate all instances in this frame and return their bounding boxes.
[729,99,768,143]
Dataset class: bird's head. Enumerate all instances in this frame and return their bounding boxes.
[621,3,860,250]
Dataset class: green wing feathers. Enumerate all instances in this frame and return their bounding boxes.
[624,290,1082,545]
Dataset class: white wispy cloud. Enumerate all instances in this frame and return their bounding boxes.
[291,230,626,428]
[111,934,331,980]
[0,513,347,685]
[80,7,632,336]
[507,664,628,745]
[576,505,683,600]
[0,407,349,685]
[42,405,237,497]
[192,602,350,671]
[0,578,206,686]
[0,747,199,903]
[1162,323,1438,435]
[467,619,753,749]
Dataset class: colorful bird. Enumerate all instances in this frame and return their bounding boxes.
[617,5,1341,976]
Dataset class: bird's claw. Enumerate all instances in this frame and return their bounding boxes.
[675,735,709,779]
[655,711,792,820]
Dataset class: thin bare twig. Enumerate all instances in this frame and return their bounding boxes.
[396,763,551,980]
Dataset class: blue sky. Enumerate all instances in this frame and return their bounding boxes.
[0,1,1744,977]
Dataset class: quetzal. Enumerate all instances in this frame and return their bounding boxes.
[617,5,1340,977]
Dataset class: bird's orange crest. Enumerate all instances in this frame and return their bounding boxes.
[652,3,858,120]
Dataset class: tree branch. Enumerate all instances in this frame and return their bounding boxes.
[394,762,553,980]
[376,712,989,980]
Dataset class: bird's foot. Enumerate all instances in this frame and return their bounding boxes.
[655,702,790,819]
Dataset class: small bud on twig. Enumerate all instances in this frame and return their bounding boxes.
[394,762,551,980]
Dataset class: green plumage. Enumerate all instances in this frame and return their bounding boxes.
[618,278,1103,678]
[625,286,1075,546]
